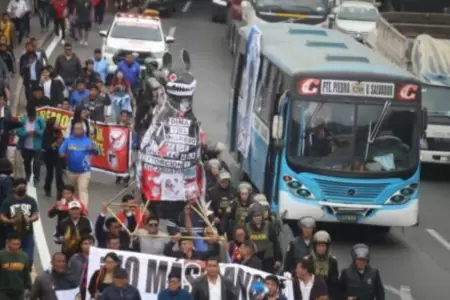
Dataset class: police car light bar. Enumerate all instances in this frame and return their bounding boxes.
[115,12,160,20]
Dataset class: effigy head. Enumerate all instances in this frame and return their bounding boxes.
[160,49,197,113]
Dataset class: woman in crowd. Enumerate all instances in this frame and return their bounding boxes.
[48,184,88,224]
[42,117,65,197]
[40,66,64,106]
[227,226,247,263]
[66,105,94,137]
[88,252,121,299]
[68,235,94,300]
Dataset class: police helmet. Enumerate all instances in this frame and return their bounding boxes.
[253,193,267,203]
[299,216,316,229]
[351,243,370,261]
[249,203,264,216]
[312,230,331,244]
[207,159,221,168]
[218,171,231,181]
[259,200,270,208]
[238,182,252,193]
[144,57,159,71]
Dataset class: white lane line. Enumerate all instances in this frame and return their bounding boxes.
[30,35,62,272]
[385,285,416,300]
[168,26,176,38]
[426,228,450,251]
[182,1,192,13]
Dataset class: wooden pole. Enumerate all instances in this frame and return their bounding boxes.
[107,207,133,236]
[132,232,225,241]
[106,181,136,204]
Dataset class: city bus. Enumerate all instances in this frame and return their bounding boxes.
[227,23,426,231]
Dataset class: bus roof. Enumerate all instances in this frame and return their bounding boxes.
[239,23,416,80]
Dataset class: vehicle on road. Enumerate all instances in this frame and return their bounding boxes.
[140,0,177,17]
[227,23,425,231]
[99,12,175,74]
[211,0,229,23]
[226,0,331,55]
[366,12,450,165]
[329,0,380,42]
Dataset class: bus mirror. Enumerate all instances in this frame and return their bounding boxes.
[272,115,284,140]
[422,108,428,132]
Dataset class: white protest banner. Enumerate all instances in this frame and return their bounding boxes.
[87,247,294,300]
[55,287,79,300]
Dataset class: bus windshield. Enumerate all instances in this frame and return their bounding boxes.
[288,99,420,173]
[422,84,450,117]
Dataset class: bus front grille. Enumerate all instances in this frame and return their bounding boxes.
[314,179,388,203]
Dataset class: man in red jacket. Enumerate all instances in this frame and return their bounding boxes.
[52,0,68,44]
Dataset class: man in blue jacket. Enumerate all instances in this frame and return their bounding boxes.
[101,268,141,300]
[93,48,109,83]
[59,122,98,207]
[116,53,140,92]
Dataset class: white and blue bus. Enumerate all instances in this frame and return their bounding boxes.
[227,23,426,231]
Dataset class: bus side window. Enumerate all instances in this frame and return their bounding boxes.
[254,58,271,122]
[262,66,280,122]
[239,65,246,98]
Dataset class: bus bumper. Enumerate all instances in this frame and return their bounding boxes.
[421,150,450,164]
[279,190,419,227]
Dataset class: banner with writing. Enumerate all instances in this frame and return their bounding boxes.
[8,107,132,175]
[87,247,294,300]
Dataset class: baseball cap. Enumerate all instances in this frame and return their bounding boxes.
[68,201,81,210]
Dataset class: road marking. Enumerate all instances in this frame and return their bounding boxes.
[168,26,176,38]
[182,1,192,13]
[426,228,450,251]
[385,285,415,300]
[30,35,62,274]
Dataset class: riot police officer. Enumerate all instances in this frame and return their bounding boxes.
[246,203,282,273]
[305,230,339,299]
[247,195,281,235]
[339,244,385,300]
[208,171,236,234]
[226,181,253,232]
[206,159,223,189]
[284,216,316,272]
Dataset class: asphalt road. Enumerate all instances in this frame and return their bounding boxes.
[32,1,450,298]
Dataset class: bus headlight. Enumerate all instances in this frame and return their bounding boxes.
[385,183,418,205]
[420,138,428,149]
[283,175,315,200]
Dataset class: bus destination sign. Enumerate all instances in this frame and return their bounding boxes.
[321,80,395,98]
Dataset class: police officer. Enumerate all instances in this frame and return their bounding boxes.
[246,203,282,273]
[338,243,385,300]
[226,181,253,235]
[284,216,316,272]
[305,230,339,299]
[206,159,222,189]
[208,171,236,234]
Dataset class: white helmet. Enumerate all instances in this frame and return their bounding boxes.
[253,193,267,203]
[312,230,331,244]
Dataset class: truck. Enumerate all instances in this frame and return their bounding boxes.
[367,12,450,165]
[227,22,425,232]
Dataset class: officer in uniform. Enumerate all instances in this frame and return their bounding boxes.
[339,243,385,300]
[206,159,223,189]
[305,230,339,299]
[284,216,316,272]
[247,195,281,235]
[208,171,236,234]
[226,181,253,235]
[246,203,282,273]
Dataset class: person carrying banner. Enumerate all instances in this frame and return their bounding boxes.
[67,235,94,300]
[304,231,339,299]
[246,203,282,273]
[238,240,262,270]
[208,170,236,234]
[191,257,237,300]
[136,215,168,255]
[48,184,88,224]
[87,252,121,300]
[30,252,79,300]
[157,268,192,300]
[95,202,132,250]
[284,217,316,273]
[163,231,220,261]
[28,85,52,109]
[100,268,142,300]
[260,275,288,300]
[0,232,32,300]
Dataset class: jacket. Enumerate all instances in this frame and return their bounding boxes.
[0,175,13,208]
[338,264,385,300]
[70,89,89,107]
[16,115,46,150]
[293,276,328,300]
[116,61,140,88]
[94,214,132,250]
[82,94,111,122]
[0,115,22,157]
[27,96,52,110]
[0,50,15,74]
[58,135,99,173]
[19,53,43,83]
[138,229,168,255]
[93,58,109,82]
[191,275,237,300]
[100,284,142,300]
[48,199,88,224]
[54,54,82,85]
[53,216,94,244]
[29,269,79,300]
[0,21,15,49]
[157,288,192,300]
[41,79,64,106]
[0,249,31,294]
[240,255,262,270]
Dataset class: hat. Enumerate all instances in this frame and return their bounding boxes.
[113,268,128,279]
[218,171,231,181]
[68,201,81,210]
[168,268,182,280]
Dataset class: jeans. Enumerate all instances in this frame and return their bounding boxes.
[95,2,105,25]
[12,17,25,44]
[67,171,91,206]
[21,233,34,271]
[54,18,66,39]
[44,151,65,197]
[37,5,50,30]
[21,149,41,182]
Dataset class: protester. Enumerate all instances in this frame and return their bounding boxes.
[227,225,246,263]
[30,252,79,300]
[284,216,316,273]
[95,202,132,249]
[106,235,123,250]
[167,194,211,236]
[42,117,65,197]
[163,232,220,260]
[238,240,262,270]
[93,0,106,26]
[83,83,111,122]
[73,0,93,46]
[0,98,22,158]
[30,37,48,65]
[53,200,94,260]
[16,105,46,183]
[191,257,237,300]
[0,158,13,249]
[20,42,43,99]
[68,236,94,299]
[293,258,328,299]
[93,48,109,83]
[0,41,15,75]
[70,79,89,107]
[116,53,140,92]
[262,275,288,300]
[52,0,68,44]
[0,233,32,300]
[59,122,99,206]
[0,13,15,49]
[35,0,51,33]
[81,59,101,85]
[54,43,82,88]
[28,85,52,109]
[100,268,142,300]
[48,184,88,224]
[137,215,168,255]
[7,0,30,44]
[41,66,64,106]
[0,178,39,269]
[157,269,192,300]
[87,252,121,299]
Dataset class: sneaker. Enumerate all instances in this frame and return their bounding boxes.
[79,39,84,45]
[83,40,88,46]
[60,39,65,45]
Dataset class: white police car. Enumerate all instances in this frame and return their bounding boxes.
[99,11,175,74]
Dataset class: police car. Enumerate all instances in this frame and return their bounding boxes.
[99,11,175,74]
